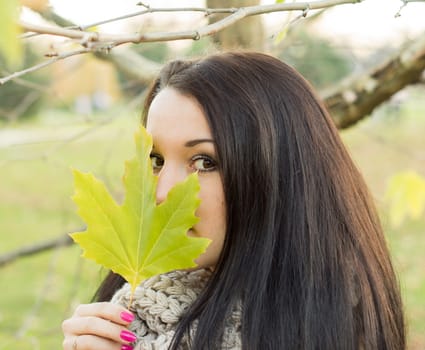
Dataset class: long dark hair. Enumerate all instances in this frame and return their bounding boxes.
[96,52,405,349]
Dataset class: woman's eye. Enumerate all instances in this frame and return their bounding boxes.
[150,153,164,172]
[191,156,217,172]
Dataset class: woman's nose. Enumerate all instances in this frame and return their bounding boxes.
[155,165,186,204]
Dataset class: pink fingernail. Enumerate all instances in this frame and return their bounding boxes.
[121,345,134,350]
[120,311,135,323]
[120,330,137,342]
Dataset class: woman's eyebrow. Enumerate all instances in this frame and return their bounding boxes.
[184,139,215,147]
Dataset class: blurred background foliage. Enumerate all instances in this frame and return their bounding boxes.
[0,45,47,122]
[1,0,424,349]
[279,28,352,89]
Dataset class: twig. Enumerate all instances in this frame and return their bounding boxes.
[71,7,238,31]
[19,0,359,45]
[3,0,361,85]
[0,49,90,85]
[0,68,80,112]
[396,0,425,16]
[0,69,49,91]
[6,90,41,122]
[20,6,237,39]
[0,91,139,169]
[0,233,76,267]
[21,0,362,47]
[323,33,425,129]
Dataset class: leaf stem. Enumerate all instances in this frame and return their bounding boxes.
[128,291,134,310]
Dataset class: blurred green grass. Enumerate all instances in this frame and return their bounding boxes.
[0,112,139,349]
[0,98,424,349]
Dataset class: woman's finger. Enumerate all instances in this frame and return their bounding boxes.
[62,316,137,344]
[72,302,135,326]
[63,334,134,350]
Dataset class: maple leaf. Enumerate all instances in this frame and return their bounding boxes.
[385,170,425,228]
[70,126,210,296]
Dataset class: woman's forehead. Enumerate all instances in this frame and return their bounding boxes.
[146,88,212,142]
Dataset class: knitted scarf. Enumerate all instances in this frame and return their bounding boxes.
[111,269,242,350]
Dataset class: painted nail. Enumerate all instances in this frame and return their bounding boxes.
[120,330,137,343]
[121,345,134,350]
[120,311,135,323]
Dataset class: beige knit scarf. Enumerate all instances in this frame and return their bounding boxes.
[111,269,242,350]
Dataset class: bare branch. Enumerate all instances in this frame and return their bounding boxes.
[71,7,238,31]
[5,90,41,122]
[395,0,425,16]
[20,0,360,45]
[0,233,75,267]
[0,49,91,85]
[25,8,161,85]
[22,6,238,39]
[0,70,48,91]
[324,33,425,129]
[2,0,360,85]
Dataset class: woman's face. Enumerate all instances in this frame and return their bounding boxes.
[146,87,226,269]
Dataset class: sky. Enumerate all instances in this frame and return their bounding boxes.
[45,0,425,49]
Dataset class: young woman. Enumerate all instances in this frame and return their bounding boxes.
[62,52,405,350]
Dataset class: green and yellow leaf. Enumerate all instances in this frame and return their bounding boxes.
[385,170,425,228]
[71,126,210,295]
[0,0,22,67]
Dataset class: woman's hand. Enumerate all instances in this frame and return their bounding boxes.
[62,302,136,350]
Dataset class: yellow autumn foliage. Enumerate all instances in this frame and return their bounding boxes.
[20,0,49,11]
[0,0,22,67]
[385,170,425,228]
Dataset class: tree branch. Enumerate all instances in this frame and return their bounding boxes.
[63,6,239,32]
[22,5,239,39]
[20,1,360,46]
[0,233,76,267]
[10,0,424,131]
[27,7,161,85]
[1,0,360,85]
[324,33,425,129]
[0,49,91,85]
[395,0,425,17]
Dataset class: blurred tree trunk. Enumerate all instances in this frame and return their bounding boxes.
[207,0,265,50]
[323,35,425,129]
